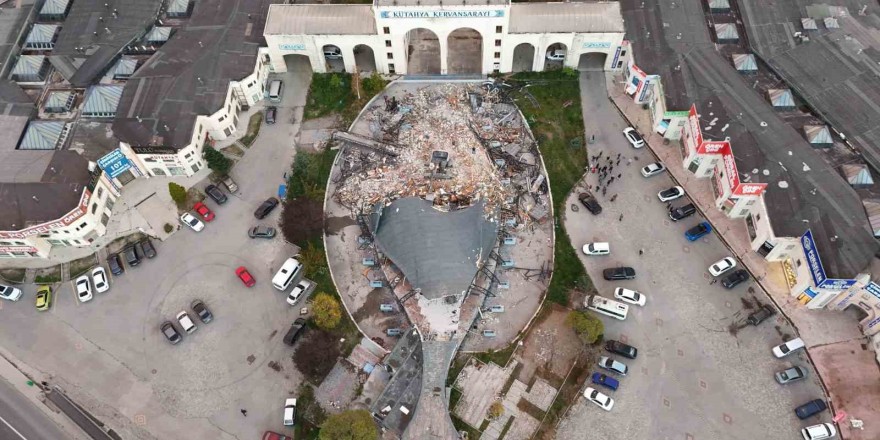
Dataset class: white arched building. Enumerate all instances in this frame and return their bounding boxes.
[264,1,626,75]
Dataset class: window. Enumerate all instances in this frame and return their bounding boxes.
[383,27,390,34]
[495,39,501,47]
[198,124,203,135]
[96,187,103,199]
[756,214,761,221]
[796,259,802,267]
[91,203,98,214]
[106,198,115,211]
[184,152,192,159]
[621,50,627,57]
[101,214,110,226]
[218,115,226,122]
[494,52,500,59]
[388,64,395,74]
[191,163,200,173]
[79,222,87,229]
[495,26,502,33]
[385,40,392,47]
[224,126,233,136]
[746,199,756,206]
[387,52,393,60]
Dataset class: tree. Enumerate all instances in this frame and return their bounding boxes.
[312,293,342,330]
[487,401,504,420]
[294,329,340,383]
[567,310,604,344]
[319,410,378,440]
[203,146,231,175]
[168,182,186,205]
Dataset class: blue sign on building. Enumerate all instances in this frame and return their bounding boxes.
[97,148,133,180]
[279,43,306,51]
[610,46,622,69]
[801,229,826,286]
[583,42,612,49]
[865,282,880,300]
[819,278,857,290]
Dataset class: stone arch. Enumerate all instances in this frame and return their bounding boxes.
[577,52,608,71]
[543,42,568,71]
[512,43,535,73]
[353,44,377,73]
[322,44,345,72]
[405,28,441,75]
[446,28,483,75]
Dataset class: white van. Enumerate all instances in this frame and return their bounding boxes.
[268,80,283,102]
[546,50,566,61]
[273,257,303,291]
[323,48,342,59]
[585,295,629,321]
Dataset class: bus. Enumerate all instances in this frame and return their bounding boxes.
[585,295,629,321]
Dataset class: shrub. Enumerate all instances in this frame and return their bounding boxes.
[488,401,504,420]
[294,329,340,383]
[362,72,388,97]
[168,182,187,205]
[319,410,378,440]
[312,293,342,330]
[203,146,231,175]
[163,223,174,233]
[567,310,604,345]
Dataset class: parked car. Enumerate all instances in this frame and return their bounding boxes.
[180,212,205,232]
[614,287,646,306]
[546,50,565,61]
[283,318,308,346]
[133,241,145,261]
[801,423,836,440]
[266,106,277,124]
[35,285,52,311]
[641,162,666,178]
[222,175,239,193]
[773,337,806,358]
[583,387,614,411]
[597,356,628,375]
[108,253,124,275]
[685,222,712,241]
[605,340,638,359]
[0,284,22,302]
[91,267,109,293]
[582,242,610,256]
[193,202,215,222]
[236,266,256,287]
[161,321,182,344]
[747,304,776,326]
[248,226,276,239]
[590,372,620,391]
[775,366,807,385]
[622,127,645,148]
[283,398,297,426]
[75,275,93,303]
[603,267,635,281]
[287,280,312,305]
[708,257,737,277]
[262,432,293,440]
[721,269,749,289]
[578,193,602,215]
[254,197,280,219]
[205,184,227,205]
[657,186,685,202]
[669,203,697,221]
[140,239,157,258]
[176,311,197,334]
[794,398,828,420]
[192,300,213,324]
[123,245,140,267]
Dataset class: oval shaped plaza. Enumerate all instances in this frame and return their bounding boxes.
[323,81,553,437]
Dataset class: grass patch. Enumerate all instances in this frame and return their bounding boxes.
[450,388,463,412]
[511,69,591,306]
[447,354,470,387]
[451,413,481,440]
[516,398,547,421]
[479,419,491,431]
[294,383,325,440]
[473,342,517,368]
[34,265,61,284]
[501,362,525,395]
[304,73,354,121]
[69,255,97,279]
[0,268,25,284]
[239,112,263,148]
[498,416,515,439]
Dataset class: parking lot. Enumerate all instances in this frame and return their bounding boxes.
[555,71,830,440]
[0,62,313,439]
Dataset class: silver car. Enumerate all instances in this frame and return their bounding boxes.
[775,366,807,384]
[597,356,628,376]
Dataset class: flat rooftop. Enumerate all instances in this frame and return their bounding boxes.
[264,4,376,35]
[113,0,273,149]
[0,1,35,77]
[509,3,625,34]
[374,0,507,6]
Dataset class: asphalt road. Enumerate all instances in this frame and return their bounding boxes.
[0,379,70,440]
[555,71,830,440]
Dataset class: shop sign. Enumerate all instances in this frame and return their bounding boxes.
[131,145,177,155]
[867,315,880,329]
[835,288,860,308]
[819,278,857,290]
[685,104,703,153]
[583,42,612,49]
[722,150,739,189]
[865,282,880,300]
[801,229,826,286]
[0,246,37,253]
[611,46,622,68]
[380,10,504,19]
[97,149,133,179]
[803,287,819,298]
[732,183,768,197]
[699,140,729,155]
[279,43,306,51]
[663,110,690,118]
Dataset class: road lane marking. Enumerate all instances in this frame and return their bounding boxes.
[0,414,28,440]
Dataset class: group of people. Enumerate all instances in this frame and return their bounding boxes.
[588,150,634,201]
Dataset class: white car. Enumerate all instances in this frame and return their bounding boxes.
[0,284,23,301]
[597,356,627,375]
[582,242,610,256]
[657,186,685,202]
[623,127,645,148]
[180,213,205,232]
[641,162,666,178]
[283,398,297,426]
[614,287,646,306]
[75,275,93,303]
[583,387,614,411]
[91,267,109,293]
[287,280,313,305]
[801,423,837,440]
[772,337,805,358]
[546,50,565,61]
[708,257,737,277]
[176,311,197,334]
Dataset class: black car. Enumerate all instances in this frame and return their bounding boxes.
[248,226,276,239]
[140,239,157,258]
[107,253,124,275]
[603,266,635,280]
[123,246,140,267]
[133,241,145,260]
[283,318,308,346]
[578,193,602,215]
[669,203,696,222]
[205,184,228,205]
[161,321,182,345]
[721,269,750,289]
[794,398,827,420]
[266,106,277,124]
[605,340,638,359]
[192,300,213,324]
[746,304,776,326]
[254,197,280,219]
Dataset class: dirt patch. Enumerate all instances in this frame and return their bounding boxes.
[325,215,356,236]
[280,198,324,246]
[515,303,582,383]
[0,268,25,284]
[352,287,395,321]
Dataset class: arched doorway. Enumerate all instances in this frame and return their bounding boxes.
[578,52,608,71]
[543,43,567,71]
[353,44,377,73]
[405,28,441,75]
[322,44,345,72]
[447,28,482,75]
[512,43,535,73]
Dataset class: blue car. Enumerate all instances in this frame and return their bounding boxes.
[590,372,620,391]
[685,222,712,241]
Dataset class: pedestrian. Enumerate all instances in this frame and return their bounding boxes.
[710,279,718,285]
[617,173,622,179]
[241,409,248,416]
[627,158,632,166]
[610,194,618,202]
[639,249,644,256]
[616,158,621,166]
[617,152,621,159]
[619,213,624,221]
[602,187,607,196]
[609,176,615,185]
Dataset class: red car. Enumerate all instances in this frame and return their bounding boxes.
[235,266,255,287]
[193,202,215,222]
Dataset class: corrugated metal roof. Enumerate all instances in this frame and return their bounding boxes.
[708,0,730,10]
[167,0,190,14]
[842,164,873,187]
[768,88,795,107]
[146,26,173,42]
[40,0,70,16]
[45,90,74,111]
[11,55,46,76]
[714,23,739,41]
[804,125,832,144]
[862,199,880,238]
[732,53,757,71]
[26,24,59,44]
[83,85,124,116]
[824,17,839,29]
[18,121,65,150]
[115,57,138,76]
[509,3,624,34]
[265,4,376,35]
[802,18,818,30]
